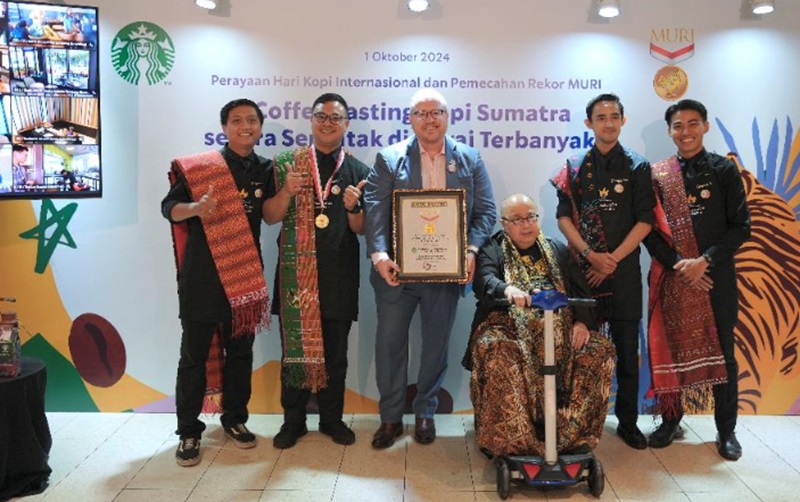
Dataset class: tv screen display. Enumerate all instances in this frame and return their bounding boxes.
[0,1,100,199]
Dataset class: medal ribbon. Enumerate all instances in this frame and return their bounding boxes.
[309,146,345,212]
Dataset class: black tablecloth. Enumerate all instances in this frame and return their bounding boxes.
[0,357,52,501]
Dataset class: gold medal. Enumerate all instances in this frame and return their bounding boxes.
[315,213,329,229]
[653,65,689,101]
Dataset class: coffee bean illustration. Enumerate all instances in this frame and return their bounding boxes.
[68,313,126,387]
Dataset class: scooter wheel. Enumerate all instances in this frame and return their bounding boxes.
[588,457,605,497]
[496,457,511,499]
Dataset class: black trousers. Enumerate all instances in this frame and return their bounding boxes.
[280,318,351,425]
[608,319,641,426]
[175,319,254,438]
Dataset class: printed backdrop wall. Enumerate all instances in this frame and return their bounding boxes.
[1,0,798,416]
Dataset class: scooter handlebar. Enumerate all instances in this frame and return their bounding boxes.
[493,291,596,310]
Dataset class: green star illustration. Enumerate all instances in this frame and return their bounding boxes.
[19,199,78,274]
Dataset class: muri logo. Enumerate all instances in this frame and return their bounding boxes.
[111,22,175,86]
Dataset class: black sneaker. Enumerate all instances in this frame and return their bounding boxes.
[175,437,201,467]
[273,422,308,449]
[319,421,356,446]
[224,423,257,449]
[648,421,684,449]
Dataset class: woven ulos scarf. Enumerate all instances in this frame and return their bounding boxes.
[170,150,270,411]
[550,152,614,306]
[274,147,327,391]
[648,155,727,420]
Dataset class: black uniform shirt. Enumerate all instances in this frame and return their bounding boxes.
[161,146,273,322]
[644,150,751,284]
[269,148,370,321]
[556,144,655,320]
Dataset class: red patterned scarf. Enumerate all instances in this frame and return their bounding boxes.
[273,147,327,391]
[169,150,270,411]
[648,155,727,419]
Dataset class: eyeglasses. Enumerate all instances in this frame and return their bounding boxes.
[411,109,447,120]
[502,214,539,226]
[312,112,346,125]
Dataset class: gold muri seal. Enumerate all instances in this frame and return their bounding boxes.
[653,65,689,101]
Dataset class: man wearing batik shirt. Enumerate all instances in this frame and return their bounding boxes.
[643,99,750,461]
[551,93,655,450]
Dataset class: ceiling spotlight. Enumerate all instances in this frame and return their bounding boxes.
[408,0,430,13]
[750,0,775,15]
[195,0,217,9]
[597,0,620,18]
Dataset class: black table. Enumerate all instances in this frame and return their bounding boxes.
[0,357,51,501]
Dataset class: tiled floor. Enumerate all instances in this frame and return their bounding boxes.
[11,413,800,501]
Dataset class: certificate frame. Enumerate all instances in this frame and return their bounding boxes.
[392,188,468,283]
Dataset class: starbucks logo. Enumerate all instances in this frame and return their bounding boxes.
[111,22,175,86]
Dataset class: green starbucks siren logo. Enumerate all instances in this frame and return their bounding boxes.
[111,22,175,86]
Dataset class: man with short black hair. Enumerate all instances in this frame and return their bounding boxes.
[162,98,271,466]
[643,98,750,461]
[264,92,369,449]
[551,93,655,450]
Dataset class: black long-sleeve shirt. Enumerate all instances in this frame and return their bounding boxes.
[161,146,273,322]
[644,150,751,326]
[644,150,750,270]
[267,148,370,321]
[555,144,656,320]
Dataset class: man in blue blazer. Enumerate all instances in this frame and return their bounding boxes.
[364,89,496,448]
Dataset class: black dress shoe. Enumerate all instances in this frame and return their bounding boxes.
[273,422,308,449]
[616,423,647,450]
[414,417,436,444]
[319,421,356,446]
[371,422,403,449]
[648,420,684,448]
[717,431,742,461]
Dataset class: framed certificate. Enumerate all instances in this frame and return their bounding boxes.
[392,189,468,283]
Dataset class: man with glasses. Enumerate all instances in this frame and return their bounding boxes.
[364,88,496,448]
[264,93,370,449]
[550,93,655,450]
[464,193,615,457]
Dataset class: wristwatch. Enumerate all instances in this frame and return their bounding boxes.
[702,252,713,267]
[581,245,592,258]
[345,202,362,214]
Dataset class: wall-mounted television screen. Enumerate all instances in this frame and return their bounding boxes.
[0,1,100,199]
